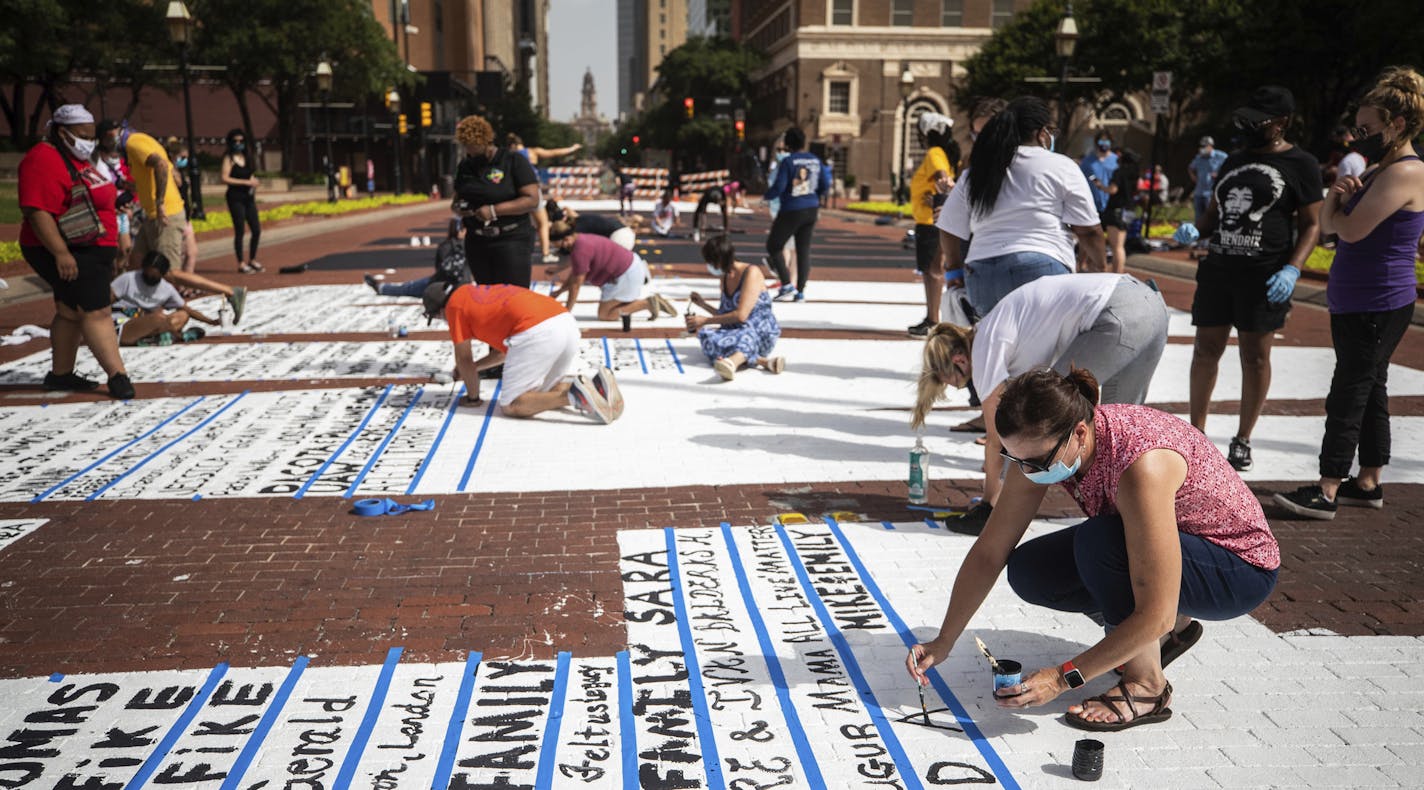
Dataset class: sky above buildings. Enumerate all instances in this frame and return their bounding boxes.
[547,0,619,124]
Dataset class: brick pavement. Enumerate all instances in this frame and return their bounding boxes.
[1,203,1422,681]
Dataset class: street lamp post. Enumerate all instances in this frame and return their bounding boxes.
[897,67,915,205]
[388,89,403,194]
[316,60,335,202]
[1055,2,1080,138]
[165,1,205,220]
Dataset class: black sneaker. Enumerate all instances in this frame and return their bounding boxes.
[107,373,136,400]
[946,501,993,535]
[43,371,100,391]
[1336,479,1384,509]
[908,317,935,337]
[1228,436,1253,472]
[479,364,503,380]
[1273,485,1336,520]
[364,274,381,294]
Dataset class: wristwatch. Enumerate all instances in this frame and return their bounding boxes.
[1060,660,1086,689]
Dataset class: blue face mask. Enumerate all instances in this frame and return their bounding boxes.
[706,263,723,277]
[175,156,189,168]
[1023,454,1081,485]
[233,142,246,153]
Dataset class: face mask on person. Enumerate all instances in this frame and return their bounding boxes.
[106,155,122,168]
[1047,134,1056,153]
[1096,139,1111,151]
[706,263,723,277]
[1023,450,1082,485]
[1351,131,1390,162]
[175,156,189,169]
[1198,146,1209,156]
[61,129,96,161]
[232,142,246,153]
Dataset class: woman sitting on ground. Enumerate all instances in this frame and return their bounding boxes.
[906,368,1279,733]
[685,235,784,381]
[365,218,470,296]
[112,252,218,346]
[912,273,1169,533]
[546,219,675,326]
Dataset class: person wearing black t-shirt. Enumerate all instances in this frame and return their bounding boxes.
[1190,86,1322,472]
[1102,148,1141,274]
[452,115,540,288]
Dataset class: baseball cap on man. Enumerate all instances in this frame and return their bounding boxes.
[1199,135,1214,146]
[1233,86,1294,125]
[917,112,953,136]
[422,279,457,324]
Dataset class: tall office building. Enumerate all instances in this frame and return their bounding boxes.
[617,0,688,118]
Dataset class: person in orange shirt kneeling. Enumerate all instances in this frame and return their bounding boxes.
[422,281,624,423]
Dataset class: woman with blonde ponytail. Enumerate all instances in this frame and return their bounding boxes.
[913,272,1168,531]
[906,367,1280,733]
[1274,66,1424,520]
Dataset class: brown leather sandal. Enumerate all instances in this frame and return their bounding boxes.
[1065,680,1173,732]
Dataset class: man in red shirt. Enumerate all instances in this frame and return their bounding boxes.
[422,281,624,423]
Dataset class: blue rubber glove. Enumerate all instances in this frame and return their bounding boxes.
[1265,265,1300,304]
[1173,222,1200,245]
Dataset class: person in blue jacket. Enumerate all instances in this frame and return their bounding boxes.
[763,127,828,301]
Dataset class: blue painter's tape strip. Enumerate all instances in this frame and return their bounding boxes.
[617,650,637,790]
[406,383,464,495]
[634,338,649,374]
[332,646,404,789]
[294,384,394,499]
[823,517,1020,790]
[32,396,206,502]
[458,380,501,492]
[881,521,897,530]
[664,527,726,790]
[772,523,925,790]
[925,517,941,530]
[534,651,573,789]
[88,393,248,502]
[719,523,826,787]
[664,338,685,374]
[48,673,64,683]
[122,662,229,790]
[346,386,425,498]
[432,651,483,790]
[220,656,309,790]
[602,336,612,368]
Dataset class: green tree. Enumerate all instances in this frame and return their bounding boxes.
[637,36,765,169]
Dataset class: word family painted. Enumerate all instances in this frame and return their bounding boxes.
[0,522,1014,788]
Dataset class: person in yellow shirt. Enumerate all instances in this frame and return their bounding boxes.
[909,112,958,337]
[95,123,249,322]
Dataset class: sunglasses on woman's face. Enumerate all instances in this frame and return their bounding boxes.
[1000,425,1074,475]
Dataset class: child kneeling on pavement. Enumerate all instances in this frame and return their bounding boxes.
[422,280,624,423]
[112,251,218,346]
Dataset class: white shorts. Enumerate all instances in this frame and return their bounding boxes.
[600,254,648,304]
[609,226,636,250]
[500,311,580,407]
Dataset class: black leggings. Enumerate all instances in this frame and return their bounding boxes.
[1319,304,1415,478]
[694,190,727,236]
[226,191,261,261]
[466,232,533,287]
[766,206,818,293]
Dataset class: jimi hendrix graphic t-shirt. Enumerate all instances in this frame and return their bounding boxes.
[1204,146,1322,274]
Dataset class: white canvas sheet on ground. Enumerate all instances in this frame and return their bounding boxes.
[2,519,1420,788]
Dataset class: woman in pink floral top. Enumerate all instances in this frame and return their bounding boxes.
[907,368,1279,732]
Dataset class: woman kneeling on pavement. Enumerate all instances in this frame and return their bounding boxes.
[912,273,1168,533]
[685,235,784,381]
[422,280,623,423]
[906,368,1279,732]
[546,219,675,326]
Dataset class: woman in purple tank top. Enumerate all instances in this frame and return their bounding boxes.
[1275,67,1424,520]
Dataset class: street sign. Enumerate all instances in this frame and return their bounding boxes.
[1152,71,1172,92]
[1150,92,1170,114]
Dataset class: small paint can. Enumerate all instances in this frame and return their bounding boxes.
[992,659,1022,696]
[1072,738,1104,781]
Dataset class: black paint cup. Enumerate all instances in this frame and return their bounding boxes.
[1072,738,1104,781]
[991,659,1022,697]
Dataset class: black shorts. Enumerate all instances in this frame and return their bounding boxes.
[1191,263,1291,333]
[1100,207,1128,230]
[914,223,941,271]
[23,244,115,312]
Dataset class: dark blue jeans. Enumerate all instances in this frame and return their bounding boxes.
[1006,515,1278,627]
[379,276,432,298]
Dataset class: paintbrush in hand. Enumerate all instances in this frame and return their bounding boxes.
[974,635,1004,674]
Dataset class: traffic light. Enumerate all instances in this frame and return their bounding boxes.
[398,114,408,135]
[684,97,694,119]
[631,135,640,146]
[734,120,745,140]
[420,102,433,127]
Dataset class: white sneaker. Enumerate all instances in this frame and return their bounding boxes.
[590,366,624,420]
[568,376,616,424]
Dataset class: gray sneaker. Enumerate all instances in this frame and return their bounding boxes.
[227,286,248,325]
[568,376,615,424]
[590,366,624,420]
